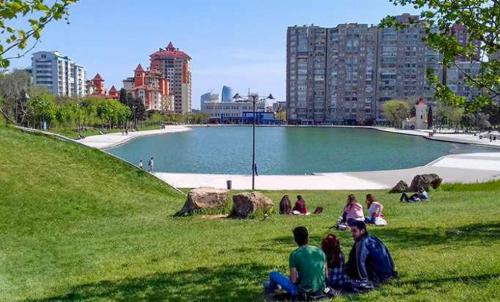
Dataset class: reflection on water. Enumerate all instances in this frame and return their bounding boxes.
[108,127,495,175]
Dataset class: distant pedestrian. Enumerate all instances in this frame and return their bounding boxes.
[125,128,129,135]
[148,157,154,172]
[138,160,143,169]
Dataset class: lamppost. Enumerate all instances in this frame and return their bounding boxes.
[233,92,274,191]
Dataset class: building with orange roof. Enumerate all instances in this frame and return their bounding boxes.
[85,73,119,99]
[150,42,192,114]
[123,64,173,111]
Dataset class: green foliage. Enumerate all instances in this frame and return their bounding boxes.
[380,0,499,112]
[383,100,412,127]
[1,126,499,301]
[434,104,464,130]
[0,0,78,67]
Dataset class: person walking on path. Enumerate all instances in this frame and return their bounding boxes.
[138,160,143,170]
[148,157,154,172]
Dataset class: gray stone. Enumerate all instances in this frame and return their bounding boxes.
[409,174,443,192]
[389,180,410,193]
[230,192,274,219]
[174,187,229,217]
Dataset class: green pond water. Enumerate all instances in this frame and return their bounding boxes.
[108,127,494,175]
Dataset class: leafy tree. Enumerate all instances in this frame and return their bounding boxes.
[0,0,78,68]
[27,86,55,128]
[380,0,499,111]
[0,69,31,124]
[118,88,128,105]
[383,100,412,127]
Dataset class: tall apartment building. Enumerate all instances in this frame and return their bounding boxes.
[31,51,86,97]
[328,24,379,124]
[287,14,479,124]
[150,42,192,114]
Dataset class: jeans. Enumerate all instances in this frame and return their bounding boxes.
[268,271,298,297]
[400,192,420,202]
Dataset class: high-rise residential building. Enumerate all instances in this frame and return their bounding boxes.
[287,15,479,125]
[123,64,173,111]
[221,85,234,102]
[31,51,86,97]
[150,42,192,114]
[328,24,379,124]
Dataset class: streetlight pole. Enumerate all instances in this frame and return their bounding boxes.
[252,95,256,191]
[233,92,274,191]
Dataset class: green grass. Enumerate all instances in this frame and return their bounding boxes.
[0,125,499,301]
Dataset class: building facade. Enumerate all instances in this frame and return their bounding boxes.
[287,15,479,125]
[201,98,266,122]
[150,42,192,114]
[123,64,173,111]
[31,51,86,97]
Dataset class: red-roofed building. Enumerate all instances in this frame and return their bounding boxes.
[150,41,192,114]
[108,85,119,99]
[123,64,173,111]
[85,73,119,99]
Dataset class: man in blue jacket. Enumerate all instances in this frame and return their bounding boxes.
[345,220,397,288]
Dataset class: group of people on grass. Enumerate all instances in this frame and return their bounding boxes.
[264,222,397,300]
[279,194,387,226]
[267,188,431,300]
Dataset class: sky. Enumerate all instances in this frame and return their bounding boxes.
[9,0,418,109]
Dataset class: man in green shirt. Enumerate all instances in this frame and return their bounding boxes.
[265,226,327,297]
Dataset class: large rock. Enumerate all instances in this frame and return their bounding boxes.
[174,187,229,217]
[389,180,409,193]
[409,174,443,192]
[230,192,274,219]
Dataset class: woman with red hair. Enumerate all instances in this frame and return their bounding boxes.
[321,234,348,289]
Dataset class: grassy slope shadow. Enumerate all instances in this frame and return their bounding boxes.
[25,264,273,302]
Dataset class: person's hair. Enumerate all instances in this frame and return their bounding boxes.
[297,195,303,200]
[366,194,375,206]
[321,234,342,268]
[345,194,357,208]
[281,195,290,203]
[349,220,368,234]
[293,226,309,246]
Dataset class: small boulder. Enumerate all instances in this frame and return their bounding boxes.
[230,192,274,219]
[174,187,229,217]
[409,174,443,192]
[389,180,409,193]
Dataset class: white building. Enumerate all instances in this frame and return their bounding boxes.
[201,98,266,121]
[31,51,86,97]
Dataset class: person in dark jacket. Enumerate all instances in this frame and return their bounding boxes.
[279,195,292,215]
[345,220,397,287]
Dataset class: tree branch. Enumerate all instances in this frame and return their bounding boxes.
[452,61,499,97]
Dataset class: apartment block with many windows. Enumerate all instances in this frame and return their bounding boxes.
[31,51,86,97]
[286,14,480,125]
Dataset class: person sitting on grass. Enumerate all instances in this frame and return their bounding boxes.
[264,226,326,298]
[321,234,349,290]
[336,194,364,229]
[365,194,386,225]
[292,195,309,215]
[279,195,292,215]
[400,187,429,202]
[345,220,397,290]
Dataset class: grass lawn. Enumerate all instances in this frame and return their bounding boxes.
[0,125,499,301]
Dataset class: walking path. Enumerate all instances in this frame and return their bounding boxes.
[73,124,500,190]
[78,126,191,149]
[371,127,500,148]
[155,153,500,190]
